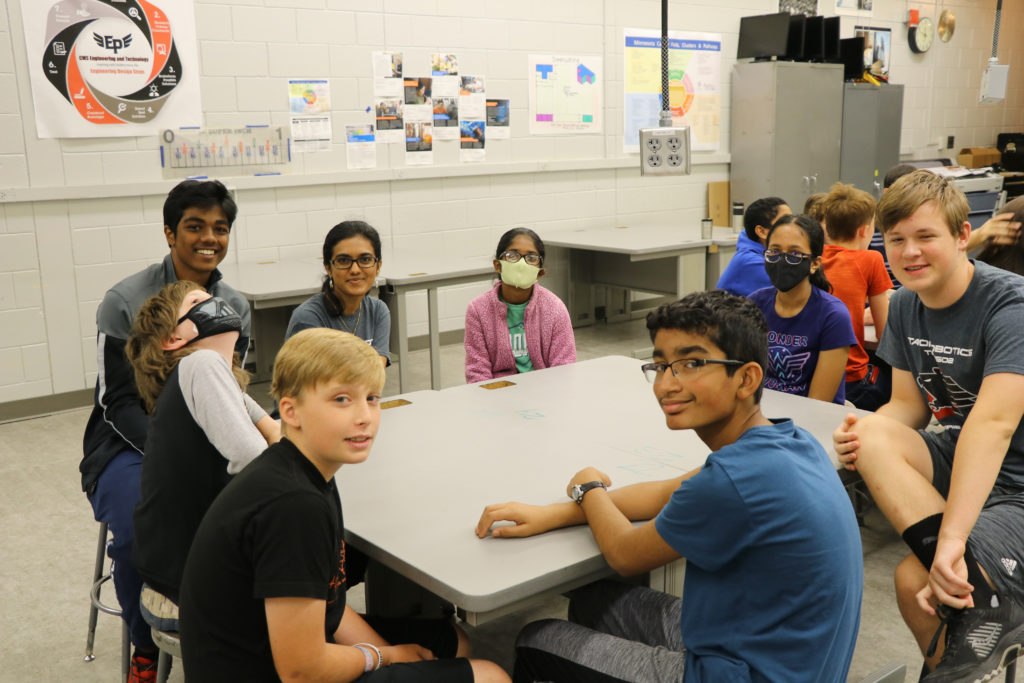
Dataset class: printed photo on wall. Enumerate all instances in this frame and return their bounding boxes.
[433,96,460,140]
[779,0,817,16]
[854,26,890,77]
[405,121,433,165]
[432,53,458,76]
[460,120,485,162]
[374,97,404,143]
[404,77,432,105]
[485,99,510,140]
[835,0,872,17]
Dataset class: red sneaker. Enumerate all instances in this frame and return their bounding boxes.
[128,653,157,683]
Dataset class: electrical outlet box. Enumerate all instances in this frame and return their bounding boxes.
[640,126,691,176]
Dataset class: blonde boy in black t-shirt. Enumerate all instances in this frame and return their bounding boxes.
[179,329,509,683]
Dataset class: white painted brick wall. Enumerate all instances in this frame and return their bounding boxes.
[0,0,1021,403]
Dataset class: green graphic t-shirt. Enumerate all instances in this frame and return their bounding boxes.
[506,301,534,374]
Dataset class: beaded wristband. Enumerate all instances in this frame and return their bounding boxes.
[353,645,374,673]
[354,642,383,671]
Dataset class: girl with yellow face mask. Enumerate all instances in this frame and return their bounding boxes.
[463,228,577,383]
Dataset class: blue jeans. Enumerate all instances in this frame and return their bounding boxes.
[88,450,155,651]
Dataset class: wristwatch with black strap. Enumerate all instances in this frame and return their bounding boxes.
[571,480,608,504]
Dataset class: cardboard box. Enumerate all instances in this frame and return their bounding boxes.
[957,147,1001,168]
[707,181,730,227]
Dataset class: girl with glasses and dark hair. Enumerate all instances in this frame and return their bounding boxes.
[286,221,390,367]
[747,214,856,404]
[464,227,576,383]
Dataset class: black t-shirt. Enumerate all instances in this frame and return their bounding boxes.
[179,438,348,682]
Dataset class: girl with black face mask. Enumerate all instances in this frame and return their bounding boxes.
[747,214,857,404]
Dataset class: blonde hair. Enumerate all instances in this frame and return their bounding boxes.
[126,281,249,413]
[822,183,876,241]
[876,170,968,237]
[271,328,385,404]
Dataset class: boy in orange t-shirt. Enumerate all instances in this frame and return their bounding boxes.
[821,183,894,410]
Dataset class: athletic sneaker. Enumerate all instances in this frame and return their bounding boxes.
[922,595,1024,682]
[128,653,158,683]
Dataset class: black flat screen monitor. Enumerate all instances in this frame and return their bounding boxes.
[737,13,792,60]
[840,37,864,79]
[803,16,824,61]
[823,16,841,61]
[786,14,807,60]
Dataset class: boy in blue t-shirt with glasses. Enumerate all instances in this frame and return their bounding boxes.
[477,290,862,682]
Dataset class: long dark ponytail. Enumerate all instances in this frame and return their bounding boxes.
[767,213,832,293]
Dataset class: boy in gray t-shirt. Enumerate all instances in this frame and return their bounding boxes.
[833,170,1024,682]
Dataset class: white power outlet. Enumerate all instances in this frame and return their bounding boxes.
[640,126,691,176]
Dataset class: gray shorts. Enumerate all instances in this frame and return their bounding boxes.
[921,429,1024,600]
[514,580,686,683]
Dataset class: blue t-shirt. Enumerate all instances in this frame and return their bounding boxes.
[748,286,856,404]
[655,420,862,683]
[716,232,772,297]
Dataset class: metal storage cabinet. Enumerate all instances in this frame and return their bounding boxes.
[730,61,843,212]
[840,83,904,197]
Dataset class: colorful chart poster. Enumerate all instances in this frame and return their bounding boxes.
[288,78,331,152]
[22,0,201,138]
[623,28,721,153]
[528,55,601,135]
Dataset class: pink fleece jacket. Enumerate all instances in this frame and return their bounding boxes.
[463,282,577,383]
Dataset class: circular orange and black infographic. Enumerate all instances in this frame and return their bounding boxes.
[41,0,182,124]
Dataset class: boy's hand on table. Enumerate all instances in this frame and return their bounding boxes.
[476,502,559,539]
[833,413,861,471]
[566,467,612,498]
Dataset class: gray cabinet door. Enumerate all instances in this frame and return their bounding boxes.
[730,62,842,212]
[840,83,904,197]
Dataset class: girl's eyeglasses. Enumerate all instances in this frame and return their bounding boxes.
[500,251,543,267]
[331,254,379,269]
[764,249,811,265]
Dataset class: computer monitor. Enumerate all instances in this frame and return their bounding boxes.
[786,14,807,60]
[803,16,824,61]
[737,13,792,60]
[823,16,841,62]
[840,37,864,79]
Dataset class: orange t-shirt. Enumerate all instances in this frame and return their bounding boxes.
[821,245,893,382]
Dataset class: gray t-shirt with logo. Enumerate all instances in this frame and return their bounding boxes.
[879,260,1024,489]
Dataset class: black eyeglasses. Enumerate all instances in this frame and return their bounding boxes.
[764,249,811,266]
[331,254,379,269]
[641,358,744,383]
[500,251,543,267]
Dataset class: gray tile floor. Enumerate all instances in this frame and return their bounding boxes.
[0,318,922,682]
